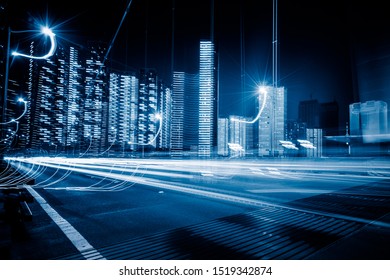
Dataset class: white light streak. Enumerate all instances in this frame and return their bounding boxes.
[12,27,56,60]
[0,98,27,125]
[232,86,268,124]
[5,157,389,230]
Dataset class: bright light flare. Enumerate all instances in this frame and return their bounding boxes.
[232,85,268,124]
[154,113,162,121]
[12,26,56,60]
[259,86,268,95]
[41,26,54,36]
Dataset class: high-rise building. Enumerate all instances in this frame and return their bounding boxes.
[170,72,185,156]
[298,99,320,128]
[30,53,60,152]
[65,46,83,154]
[198,40,218,157]
[217,118,229,157]
[305,128,323,158]
[258,86,287,157]
[83,42,109,156]
[171,71,199,157]
[157,81,172,152]
[228,115,251,157]
[183,73,199,154]
[137,69,159,150]
[108,72,138,155]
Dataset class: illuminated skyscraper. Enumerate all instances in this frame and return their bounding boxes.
[258,86,287,157]
[217,118,229,157]
[108,72,138,154]
[184,73,200,153]
[157,81,172,151]
[83,42,109,156]
[198,40,217,157]
[171,72,185,156]
[65,46,83,154]
[30,53,60,151]
[137,69,159,150]
[171,71,199,156]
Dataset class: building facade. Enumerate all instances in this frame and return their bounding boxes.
[258,86,287,157]
[198,40,218,157]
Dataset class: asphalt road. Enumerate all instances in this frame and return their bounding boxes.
[1,157,390,259]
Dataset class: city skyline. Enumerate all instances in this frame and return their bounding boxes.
[2,0,390,158]
[1,0,390,266]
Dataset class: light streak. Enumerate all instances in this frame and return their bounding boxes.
[0,98,27,125]
[6,157,390,229]
[232,86,268,124]
[0,120,19,144]
[12,27,56,60]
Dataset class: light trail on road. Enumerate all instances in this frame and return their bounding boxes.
[4,157,390,229]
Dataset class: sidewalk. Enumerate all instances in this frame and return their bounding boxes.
[306,212,390,260]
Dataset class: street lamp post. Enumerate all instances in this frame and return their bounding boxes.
[1,26,56,159]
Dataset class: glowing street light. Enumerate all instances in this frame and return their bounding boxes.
[232,85,268,124]
[12,26,57,60]
[1,25,57,151]
[0,97,28,125]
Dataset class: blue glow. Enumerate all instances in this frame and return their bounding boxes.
[12,26,56,60]
[232,85,268,124]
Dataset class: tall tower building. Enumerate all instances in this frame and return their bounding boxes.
[137,69,159,150]
[258,85,287,157]
[171,72,185,156]
[30,53,60,152]
[83,42,109,156]
[157,81,172,152]
[217,118,229,157]
[65,46,84,154]
[198,40,217,157]
[171,71,199,157]
[183,73,199,153]
[108,72,138,155]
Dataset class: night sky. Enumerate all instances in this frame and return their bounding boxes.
[5,0,390,129]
